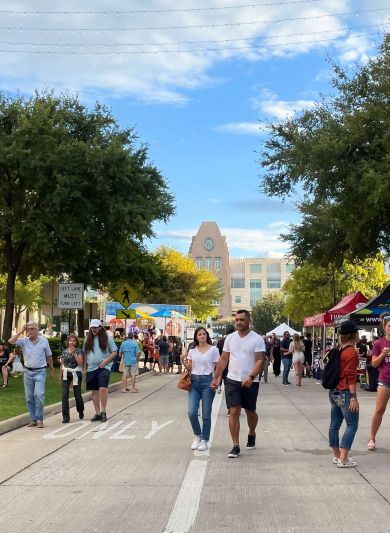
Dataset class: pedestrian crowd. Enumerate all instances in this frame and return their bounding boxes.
[2,312,390,469]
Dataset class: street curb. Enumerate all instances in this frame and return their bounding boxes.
[0,369,154,437]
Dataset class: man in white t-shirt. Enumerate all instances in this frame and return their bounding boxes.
[211,310,265,458]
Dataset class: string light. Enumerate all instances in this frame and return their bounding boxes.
[0,8,388,32]
[0,1,329,16]
[0,31,382,55]
[0,23,383,49]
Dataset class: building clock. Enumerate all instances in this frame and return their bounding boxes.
[203,237,214,251]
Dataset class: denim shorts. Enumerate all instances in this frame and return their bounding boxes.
[86,368,111,390]
[378,382,390,389]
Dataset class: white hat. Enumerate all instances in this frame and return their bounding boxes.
[90,319,101,328]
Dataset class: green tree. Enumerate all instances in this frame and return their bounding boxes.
[0,92,174,339]
[260,33,390,264]
[142,246,223,321]
[251,292,287,334]
[282,257,387,323]
[0,274,50,328]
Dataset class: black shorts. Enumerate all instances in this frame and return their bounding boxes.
[304,353,312,365]
[225,377,259,412]
[0,362,12,372]
[86,368,111,390]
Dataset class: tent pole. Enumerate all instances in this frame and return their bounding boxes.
[312,325,315,376]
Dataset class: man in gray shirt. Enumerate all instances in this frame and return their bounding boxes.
[9,321,54,428]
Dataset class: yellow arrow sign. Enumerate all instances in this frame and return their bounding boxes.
[116,309,136,319]
[112,284,138,308]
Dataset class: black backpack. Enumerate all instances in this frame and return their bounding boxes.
[321,347,343,389]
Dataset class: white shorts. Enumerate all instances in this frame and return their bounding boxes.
[123,364,139,377]
[292,352,305,364]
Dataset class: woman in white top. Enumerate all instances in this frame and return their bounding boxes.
[289,333,305,386]
[185,327,220,451]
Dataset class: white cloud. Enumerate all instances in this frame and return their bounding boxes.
[251,88,316,120]
[154,223,291,258]
[215,121,267,135]
[0,0,385,103]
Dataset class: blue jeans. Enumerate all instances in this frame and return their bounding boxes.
[329,390,359,450]
[188,374,215,441]
[282,357,292,384]
[24,368,47,421]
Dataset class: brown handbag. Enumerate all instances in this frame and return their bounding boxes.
[177,371,191,391]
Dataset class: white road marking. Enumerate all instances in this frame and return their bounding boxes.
[144,420,173,439]
[108,421,138,439]
[163,388,223,532]
[163,459,207,533]
[43,421,91,439]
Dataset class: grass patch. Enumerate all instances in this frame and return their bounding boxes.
[0,368,123,421]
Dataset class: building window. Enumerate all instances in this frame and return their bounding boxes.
[195,257,202,270]
[234,296,241,304]
[250,280,262,306]
[215,257,222,271]
[267,280,281,289]
[250,264,262,273]
[285,263,295,273]
[231,261,245,289]
[205,257,212,270]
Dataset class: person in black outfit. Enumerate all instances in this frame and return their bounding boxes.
[303,332,313,378]
[0,340,16,388]
[270,333,281,377]
[59,334,84,423]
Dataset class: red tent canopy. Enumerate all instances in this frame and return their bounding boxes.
[304,291,368,327]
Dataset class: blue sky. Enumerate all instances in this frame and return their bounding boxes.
[1,0,389,257]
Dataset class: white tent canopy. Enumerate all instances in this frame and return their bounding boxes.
[266,322,300,337]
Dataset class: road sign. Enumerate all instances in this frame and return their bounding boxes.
[116,309,136,319]
[58,283,84,309]
[112,284,138,308]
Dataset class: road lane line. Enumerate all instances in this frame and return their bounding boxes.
[163,387,224,532]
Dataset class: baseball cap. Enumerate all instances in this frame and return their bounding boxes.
[90,319,101,328]
[339,320,359,335]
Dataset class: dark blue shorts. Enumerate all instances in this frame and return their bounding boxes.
[86,368,111,390]
[225,377,259,412]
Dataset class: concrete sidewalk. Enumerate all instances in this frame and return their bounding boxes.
[0,368,154,436]
[1,372,389,532]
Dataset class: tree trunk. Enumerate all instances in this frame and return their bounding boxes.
[3,233,25,342]
[3,268,17,341]
[14,305,27,329]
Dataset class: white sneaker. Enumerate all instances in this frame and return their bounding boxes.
[191,436,201,450]
[197,440,208,451]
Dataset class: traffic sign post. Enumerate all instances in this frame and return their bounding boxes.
[58,283,84,309]
[112,284,138,308]
[116,309,136,319]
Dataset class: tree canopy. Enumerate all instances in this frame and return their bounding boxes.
[260,33,390,265]
[142,246,223,321]
[282,256,387,323]
[251,292,287,335]
[0,91,174,338]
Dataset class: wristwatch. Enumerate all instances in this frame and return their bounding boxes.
[249,374,256,380]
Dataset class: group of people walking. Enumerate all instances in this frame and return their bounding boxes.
[180,313,390,467]
[3,311,390,469]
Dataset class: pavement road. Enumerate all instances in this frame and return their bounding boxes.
[1,371,390,533]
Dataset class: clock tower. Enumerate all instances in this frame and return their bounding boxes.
[189,221,231,318]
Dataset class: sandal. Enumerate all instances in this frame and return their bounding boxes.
[131,388,138,393]
[332,457,339,464]
[337,458,356,468]
[367,440,376,451]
